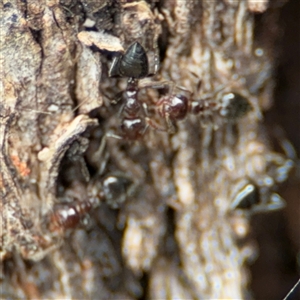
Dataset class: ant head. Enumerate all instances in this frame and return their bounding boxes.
[220,92,252,121]
[103,175,133,208]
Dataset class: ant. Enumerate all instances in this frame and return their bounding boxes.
[145,80,252,133]
[108,41,158,140]
[48,174,133,234]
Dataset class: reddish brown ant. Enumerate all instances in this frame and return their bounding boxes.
[146,80,252,132]
[108,42,156,140]
[48,174,133,234]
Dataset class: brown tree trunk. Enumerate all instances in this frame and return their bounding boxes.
[0,0,295,299]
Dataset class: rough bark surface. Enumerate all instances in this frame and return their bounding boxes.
[0,0,295,299]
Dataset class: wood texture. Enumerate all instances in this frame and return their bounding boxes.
[0,0,295,298]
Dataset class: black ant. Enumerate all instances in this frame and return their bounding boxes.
[109,41,149,79]
[48,174,133,233]
[108,42,156,140]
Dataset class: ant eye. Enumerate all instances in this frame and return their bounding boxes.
[230,183,260,210]
[118,42,149,78]
[103,175,133,208]
[220,92,252,120]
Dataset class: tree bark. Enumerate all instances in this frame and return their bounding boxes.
[0,0,294,299]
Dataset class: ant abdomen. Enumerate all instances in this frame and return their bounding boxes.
[157,93,189,121]
[48,174,134,233]
[119,42,149,78]
[49,200,94,233]
[109,42,149,79]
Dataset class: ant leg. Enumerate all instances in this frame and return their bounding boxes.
[89,134,110,176]
[109,55,122,78]
[140,97,169,132]
[101,88,124,107]
[146,49,160,76]
[141,121,150,136]
[105,131,123,140]
[111,91,123,105]
[189,71,203,94]
[145,117,168,132]
[139,79,177,94]
[140,81,192,103]
[153,52,160,75]
[163,113,176,133]
[144,108,176,133]
[105,134,146,183]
